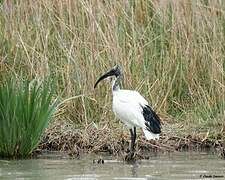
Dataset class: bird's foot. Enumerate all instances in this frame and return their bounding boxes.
[125,149,150,161]
[125,151,135,162]
[135,153,150,160]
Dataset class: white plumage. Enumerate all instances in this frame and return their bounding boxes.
[94,65,161,159]
[112,89,159,140]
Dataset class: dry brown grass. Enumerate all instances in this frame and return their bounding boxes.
[1,0,225,153]
[37,120,224,157]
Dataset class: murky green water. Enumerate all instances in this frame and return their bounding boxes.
[0,151,225,180]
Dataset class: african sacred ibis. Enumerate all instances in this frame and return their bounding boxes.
[94,65,161,159]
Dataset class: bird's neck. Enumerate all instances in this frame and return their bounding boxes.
[112,76,121,91]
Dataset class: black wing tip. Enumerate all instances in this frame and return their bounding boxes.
[142,105,161,134]
[145,122,161,134]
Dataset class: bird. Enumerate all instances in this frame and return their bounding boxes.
[94,65,161,160]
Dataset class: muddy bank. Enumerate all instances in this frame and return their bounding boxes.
[37,120,225,158]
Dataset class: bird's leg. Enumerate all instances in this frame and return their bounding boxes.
[125,128,135,161]
[129,128,134,153]
[131,127,136,152]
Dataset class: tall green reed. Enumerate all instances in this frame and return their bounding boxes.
[0,78,57,158]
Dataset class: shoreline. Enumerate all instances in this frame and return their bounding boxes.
[37,120,225,159]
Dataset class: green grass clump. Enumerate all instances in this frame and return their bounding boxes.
[0,78,57,158]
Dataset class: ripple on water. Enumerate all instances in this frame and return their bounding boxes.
[0,151,224,180]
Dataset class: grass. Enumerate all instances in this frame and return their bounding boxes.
[0,0,225,152]
[0,78,58,158]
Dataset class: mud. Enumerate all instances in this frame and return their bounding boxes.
[36,120,225,159]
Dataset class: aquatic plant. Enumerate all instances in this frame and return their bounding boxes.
[0,78,58,158]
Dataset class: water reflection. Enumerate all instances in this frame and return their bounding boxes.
[0,151,224,180]
[131,163,138,177]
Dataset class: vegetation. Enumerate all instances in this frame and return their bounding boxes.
[0,0,225,153]
[0,78,57,158]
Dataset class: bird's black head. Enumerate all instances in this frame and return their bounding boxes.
[94,65,122,88]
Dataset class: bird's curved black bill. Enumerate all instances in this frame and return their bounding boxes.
[94,69,115,88]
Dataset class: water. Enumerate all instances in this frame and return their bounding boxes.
[0,151,225,180]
